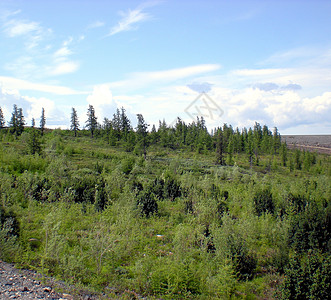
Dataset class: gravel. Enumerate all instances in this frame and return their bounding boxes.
[0,260,101,300]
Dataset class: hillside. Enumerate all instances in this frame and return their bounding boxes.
[282,135,331,154]
[0,124,330,299]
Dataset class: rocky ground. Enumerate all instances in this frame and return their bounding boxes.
[0,260,105,300]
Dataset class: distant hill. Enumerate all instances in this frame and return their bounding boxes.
[282,135,331,154]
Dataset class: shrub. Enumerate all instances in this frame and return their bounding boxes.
[149,258,201,297]
[288,201,329,253]
[227,234,257,280]
[136,186,158,217]
[121,157,135,175]
[253,188,274,216]
[281,251,330,300]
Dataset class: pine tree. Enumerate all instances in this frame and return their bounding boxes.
[0,107,5,128]
[31,118,35,128]
[85,105,98,138]
[40,107,46,136]
[70,107,80,137]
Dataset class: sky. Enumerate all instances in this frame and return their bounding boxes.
[0,0,331,134]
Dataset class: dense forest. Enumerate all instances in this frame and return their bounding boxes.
[0,104,330,299]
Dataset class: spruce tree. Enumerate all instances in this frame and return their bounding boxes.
[9,104,18,135]
[136,114,149,159]
[9,105,25,136]
[40,107,46,136]
[120,107,131,141]
[85,105,98,138]
[70,107,80,137]
[0,107,5,128]
[17,108,25,135]
[280,142,287,166]
[215,129,225,165]
[27,129,42,155]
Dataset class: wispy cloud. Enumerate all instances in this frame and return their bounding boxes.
[108,5,152,36]
[49,38,79,76]
[88,21,105,29]
[3,19,41,37]
[0,76,86,95]
[108,64,221,90]
[2,16,52,49]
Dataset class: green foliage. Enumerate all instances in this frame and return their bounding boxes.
[136,186,158,217]
[0,205,20,261]
[288,200,329,253]
[253,188,275,216]
[281,251,331,300]
[0,110,330,298]
[121,157,135,175]
[27,129,42,155]
[149,258,201,297]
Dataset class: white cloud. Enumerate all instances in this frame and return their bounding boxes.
[3,19,41,37]
[49,61,79,76]
[54,46,72,58]
[109,7,151,36]
[86,84,117,121]
[0,87,67,127]
[0,76,86,95]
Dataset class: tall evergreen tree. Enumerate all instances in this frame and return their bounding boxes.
[70,107,80,137]
[27,129,42,155]
[0,107,5,128]
[17,108,25,135]
[215,129,225,165]
[9,104,18,135]
[9,105,25,136]
[112,108,121,141]
[31,118,35,128]
[280,142,288,166]
[136,114,149,159]
[120,107,131,140]
[85,104,98,138]
[40,107,46,136]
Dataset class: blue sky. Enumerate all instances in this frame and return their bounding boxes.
[0,0,331,134]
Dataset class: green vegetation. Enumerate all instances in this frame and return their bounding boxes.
[0,104,330,299]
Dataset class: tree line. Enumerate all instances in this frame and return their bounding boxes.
[1,104,284,165]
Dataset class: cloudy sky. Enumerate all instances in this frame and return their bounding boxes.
[0,0,330,134]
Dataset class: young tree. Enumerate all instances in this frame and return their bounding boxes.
[70,107,80,137]
[136,114,149,159]
[27,129,42,155]
[280,142,287,166]
[215,129,225,165]
[0,107,5,128]
[85,105,98,138]
[40,107,46,136]
[31,118,35,128]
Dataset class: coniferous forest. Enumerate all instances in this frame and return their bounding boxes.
[0,104,330,299]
